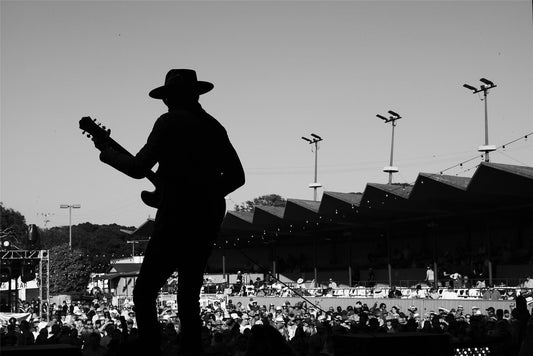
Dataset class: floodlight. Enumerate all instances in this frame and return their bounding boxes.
[301,137,312,143]
[376,114,388,121]
[2,240,10,248]
[480,78,494,86]
[310,133,322,140]
[388,110,400,118]
[463,84,477,91]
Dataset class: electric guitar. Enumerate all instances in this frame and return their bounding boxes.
[79,116,160,208]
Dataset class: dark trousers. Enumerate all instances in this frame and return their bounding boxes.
[133,199,225,355]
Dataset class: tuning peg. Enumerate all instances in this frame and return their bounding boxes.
[93,118,96,122]
[102,126,106,130]
[86,134,91,138]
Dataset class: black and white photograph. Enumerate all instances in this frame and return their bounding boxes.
[1,1,532,355]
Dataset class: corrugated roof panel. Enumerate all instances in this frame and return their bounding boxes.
[253,206,285,225]
[284,199,321,221]
[221,211,255,230]
[323,191,363,206]
[418,173,470,190]
[469,162,533,199]
[366,183,413,199]
[482,162,533,179]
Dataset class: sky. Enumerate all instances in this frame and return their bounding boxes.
[1,0,532,229]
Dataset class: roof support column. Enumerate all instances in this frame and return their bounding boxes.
[387,223,392,288]
[271,244,276,281]
[429,221,438,288]
[313,234,318,288]
[485,217,493,286]
[222,249,228,284]
[347,233,352,287]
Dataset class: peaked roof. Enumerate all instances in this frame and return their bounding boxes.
[219,162,533,234]
[108,263,141,274]
[127,163,533,241]
[469,162,533,199]
[120,218,155,238]
[253,206,285,226]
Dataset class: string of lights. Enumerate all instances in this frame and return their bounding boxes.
[438,131,532,175]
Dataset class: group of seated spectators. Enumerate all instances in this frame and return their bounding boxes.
[1,293,533,356]
[222,273,533,301]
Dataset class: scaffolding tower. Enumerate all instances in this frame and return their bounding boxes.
[0,249,50,321]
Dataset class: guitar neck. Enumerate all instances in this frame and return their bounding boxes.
[105,137,158,185]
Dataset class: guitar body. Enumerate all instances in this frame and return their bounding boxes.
[141,190,160,209]
[79,116,160,209]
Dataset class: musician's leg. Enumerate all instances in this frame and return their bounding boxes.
[176,227,218,355]
[133,231,177,355]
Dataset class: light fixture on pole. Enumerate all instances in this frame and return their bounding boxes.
[301,133,323,201]
[463,78,497,162]
[376,111,402,184]
[60,204,81,250]
[126,239,149,261]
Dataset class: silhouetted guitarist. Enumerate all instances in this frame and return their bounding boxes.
[90,69,245,356]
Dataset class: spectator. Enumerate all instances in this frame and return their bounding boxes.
[523,276,533,288]
[327,278,337,289]
[388,285,402,298]
[425,266,435,287]
[450,272,462,289]
[2,324,21,346]
[296,278,306,290]
[82,332,107,356]
[35,327,49,345]
[462,275,472,288]
[18,320,35,345]
[48,323,61,344]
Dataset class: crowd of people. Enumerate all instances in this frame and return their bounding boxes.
[1,293,532,356]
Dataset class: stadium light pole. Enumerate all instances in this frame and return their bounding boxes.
[301,134,323,201]
[463,78,497,162]
[376,111,402,184]
[60,204,81,250]
[126,239,149,261]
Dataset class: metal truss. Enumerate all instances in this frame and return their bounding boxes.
[0,249,49,320]
[1,249,46,259]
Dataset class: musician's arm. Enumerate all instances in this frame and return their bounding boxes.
[99,117,163,179]
[218,130,245,196]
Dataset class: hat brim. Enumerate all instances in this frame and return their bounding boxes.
[149,81,214,99]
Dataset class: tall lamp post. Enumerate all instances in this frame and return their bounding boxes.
[60,204,81,250]
[376,111,402,184]
[463,78,497,162]
[301,133,323,201]
[127,239,149,262]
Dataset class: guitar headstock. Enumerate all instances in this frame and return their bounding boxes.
[79,116,111,140]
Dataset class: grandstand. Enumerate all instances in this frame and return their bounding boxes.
[214,162,533,288]
[112,162,533,308]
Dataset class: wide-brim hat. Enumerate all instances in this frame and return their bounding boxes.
[149,69,213,99]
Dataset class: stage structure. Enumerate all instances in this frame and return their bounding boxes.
[0,249,50,320]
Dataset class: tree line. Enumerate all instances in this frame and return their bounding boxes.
[1,202,137,295]
[1,194,285,295]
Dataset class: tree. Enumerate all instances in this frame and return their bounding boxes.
[41,222,138,274]
[234,194,287,212]
[49,244,93,295]
[0,202,28,248]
